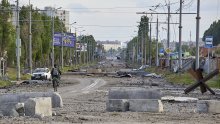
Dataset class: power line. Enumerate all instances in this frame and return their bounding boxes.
[77,24,135,28]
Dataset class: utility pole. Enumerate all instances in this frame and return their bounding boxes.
[51,10,55,67]
[167,3,171,68]
[156,16,159,66]
[141,30,144,65]
[16,0,21,80]
[61,26,64,69]
[74,28,77,67]
[196,0,201,69]
[149,21,152,66]
[29,0,32,74]
[86,36,88,65]
[179,0,183,70]
[136,36,139,64]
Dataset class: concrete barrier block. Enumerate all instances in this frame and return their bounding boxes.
[106,99,129,112]
[0,102,19,116]
[0,92,63,108]
[197,100,220,113]
[24,97,52,117]
[129,99,163,112]
[108,87,161,99]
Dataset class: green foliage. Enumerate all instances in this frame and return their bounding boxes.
[0,0,15,65]
[0,80,14,88]
[203,20,220,46]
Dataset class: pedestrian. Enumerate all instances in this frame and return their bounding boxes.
[51,64,62,85]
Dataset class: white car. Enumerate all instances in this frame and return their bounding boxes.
[31,68,51,80]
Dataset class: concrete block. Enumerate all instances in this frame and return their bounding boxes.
[24,97,52,117]
[108,87,161,99]
[129,99,163,112]
[197,100,220,113]
[161,96,198,103]
[0,102,20,116]
[0,92,63,108]
[106,99,129,112]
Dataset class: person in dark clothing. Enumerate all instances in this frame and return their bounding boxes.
[51,64,62,85]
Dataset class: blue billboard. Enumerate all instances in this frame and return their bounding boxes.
[53,32,76,48]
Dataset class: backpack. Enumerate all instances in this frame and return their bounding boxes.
[52,68,59,76]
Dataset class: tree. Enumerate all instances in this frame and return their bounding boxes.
[0,0,16,66]
[203,20,220,46]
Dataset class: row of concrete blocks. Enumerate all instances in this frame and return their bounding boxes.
[0,92,63,117]
[107,88,163,112]
[107,99,220,113]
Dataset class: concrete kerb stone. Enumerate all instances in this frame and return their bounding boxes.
[24,97,52,117]
[106,99,129,112]
[197,100,220,113]
[108,87,161,100]
[129,99,163,112]
[0,92,63,108]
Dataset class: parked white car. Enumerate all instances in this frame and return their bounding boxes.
[31,68,51,80]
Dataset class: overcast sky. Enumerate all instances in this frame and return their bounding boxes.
[14,0,220,42]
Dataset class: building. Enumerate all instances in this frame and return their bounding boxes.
[96,40,121,51]
[44,7,70,31]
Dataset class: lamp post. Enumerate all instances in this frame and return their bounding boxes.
[52,7,62,68]
[29,0,32,74]
[69,22,76,66]
[78,30,85,64]
[71,27,83,66]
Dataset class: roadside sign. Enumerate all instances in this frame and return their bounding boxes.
[205,36,213,48]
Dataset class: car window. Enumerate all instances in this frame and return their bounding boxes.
[33,68,48,73]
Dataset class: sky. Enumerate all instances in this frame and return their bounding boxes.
[11,0,220,43]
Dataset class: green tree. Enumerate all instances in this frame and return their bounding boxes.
[0,0,16,66]
[203,20,220,46]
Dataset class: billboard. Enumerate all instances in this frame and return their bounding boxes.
[53,32,76,48]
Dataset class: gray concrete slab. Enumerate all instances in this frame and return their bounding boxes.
[197,100,220,113]
[24,97,52,117]
[129,99,163,112]
[106,99,129,112]
[108,87,161,99]
[0,92,63,108]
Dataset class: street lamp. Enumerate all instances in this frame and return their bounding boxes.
[78,30,85,64]
[68,22,77,66]
[71,26,83,66]
[52,7,62,68]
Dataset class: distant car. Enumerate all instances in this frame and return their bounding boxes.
[31,68,51,80]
